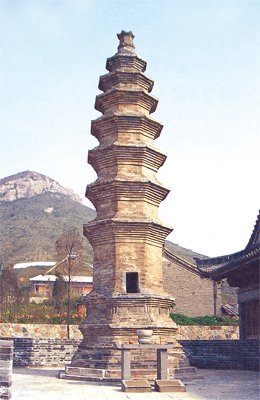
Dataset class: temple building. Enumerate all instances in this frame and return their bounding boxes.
[163,243,222,317]
[29,274,93,302]
[196,212,260,340]
[63,31,193,381]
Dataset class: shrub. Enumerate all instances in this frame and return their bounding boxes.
[170,313,239,326]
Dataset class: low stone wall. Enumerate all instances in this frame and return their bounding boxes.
[175,325,239,340]
[0,339,13,400]
[1,338,80,368]
[1,327,257,371]
[0,323,238,340]
[0,323,240,370]
[0,323,82,340]
[1,337,258,371]
[180,340,260,371]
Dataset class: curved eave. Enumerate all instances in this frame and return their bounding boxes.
[95,88,158,115]
[245,211,260,251]
[98,70,154,93]
[196,246,260,280]
[85,178,170,205]
[88,144,167,173]
[106,53,147,73]
[91,114,163,140]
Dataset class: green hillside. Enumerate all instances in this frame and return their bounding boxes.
[0,192,95,267]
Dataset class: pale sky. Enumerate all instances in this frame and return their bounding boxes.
[0,0,259,257]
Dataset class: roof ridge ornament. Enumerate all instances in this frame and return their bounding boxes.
[117,30,136,54]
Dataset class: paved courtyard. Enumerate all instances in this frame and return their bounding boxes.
[11,367,259,400]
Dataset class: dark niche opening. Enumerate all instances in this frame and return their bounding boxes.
[126,272,139,293]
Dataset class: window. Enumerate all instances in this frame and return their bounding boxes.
[126,272,139,293]
[244,300,260,339]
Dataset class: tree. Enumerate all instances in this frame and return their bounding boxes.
[0,264,29,321]
[55,227,84,338]
[52,273,67,313]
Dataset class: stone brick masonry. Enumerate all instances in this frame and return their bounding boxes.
[1,334,258,372]
[0,323,82,340]
[1,324,257,371]
[163,259,222,317]
[1,323,246,372]
[179,340,260,371]
[0,339,13,400]
[0,327,259,370]
[0,323,239,340]
[8,338,80,368]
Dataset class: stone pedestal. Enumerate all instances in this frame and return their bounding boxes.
[155,379,186,392]
[122,380,151,393]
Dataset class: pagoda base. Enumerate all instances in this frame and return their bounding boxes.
[60,293,196,382]
[61,342,192,382]
[61,343,196,382]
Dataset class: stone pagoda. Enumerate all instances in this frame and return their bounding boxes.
[64,31,190,381]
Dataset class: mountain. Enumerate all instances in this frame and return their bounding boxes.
[164,241,206,264]
[0,171,95,267]
[0,170,82,203]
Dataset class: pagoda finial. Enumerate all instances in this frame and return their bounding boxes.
[117,30,136,54]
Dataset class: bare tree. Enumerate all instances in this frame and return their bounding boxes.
[55,227,84,338]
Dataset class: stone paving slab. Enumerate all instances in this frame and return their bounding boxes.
[11,367,260,400]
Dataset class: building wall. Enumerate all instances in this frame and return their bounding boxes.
[238,285,260,340]
[31,281,92,300]
[163,258,221,317]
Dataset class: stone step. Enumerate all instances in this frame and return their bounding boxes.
[62,366,159,381]
[60,372,117,382]
[65,366,105,378]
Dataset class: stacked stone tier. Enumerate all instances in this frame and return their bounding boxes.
[83,218,172,296]
[99,70,154,93]
[85,179,169,220]
[83,294,176,326]
[78,294,177,349]
[95,88,158,116]
[88,144,166,179]
[91,114,163,144]
[84,219,172,247]
[106,53,147,73]
[83,219,172,296]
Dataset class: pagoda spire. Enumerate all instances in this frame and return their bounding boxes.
[117,30,136,54]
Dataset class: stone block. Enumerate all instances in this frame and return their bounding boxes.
[155,379,186,392]
[122,380,152,392]
[0,386,12,400]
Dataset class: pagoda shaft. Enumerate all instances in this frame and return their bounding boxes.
[84,31,172,298]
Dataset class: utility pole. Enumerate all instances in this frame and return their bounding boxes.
[0,263,4,320]
[66,252,77,339]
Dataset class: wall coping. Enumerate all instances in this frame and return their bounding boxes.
[0,323,239,340]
